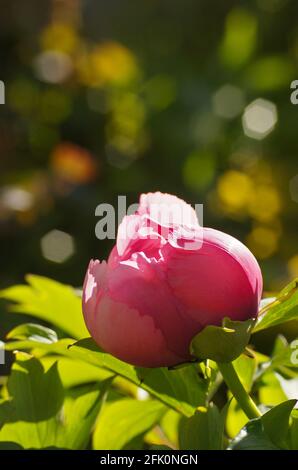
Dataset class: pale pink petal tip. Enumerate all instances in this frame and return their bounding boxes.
[138,191,199,228]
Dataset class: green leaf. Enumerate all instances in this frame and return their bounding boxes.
[68,338,208,417]
[232,354,257,392]
[271,339,298,371]
[263,335,297,371]
[255,337,298,387]
[149,445,173,450]
[0,442,23,450]
[262,399,297,448]
[0,275,88,339]
[229,400,297,450]
[226,397,248,438]
[56,381,111,449]
[0,401,13,431]
[229,419,280,450]
[289,410,298,450]
[272,334,288,356]
[41,356,113,389]
[225,354,256,438]
[190,318,254,363]
[0,353,110,449]
[5,337,75,355]
[0,353,64,448]
[275,374,298,402]
[93,398,166,450]
[160,410,181,448]
[258,372,287,407]
[253,279,298,333]
[7,323,58,344]
[179,403,227,450]
[7,352,64,422]
[4,337,208,417]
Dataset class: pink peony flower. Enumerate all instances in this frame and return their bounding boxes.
[82,192,263,368]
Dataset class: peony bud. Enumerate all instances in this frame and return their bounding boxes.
[82,192,262,368]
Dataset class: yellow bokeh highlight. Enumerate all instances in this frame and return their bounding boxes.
[217,170,253,212]
[40,23,79,54]
[216,162,282,229]
[246,226,279,259]
[77,42,138,88]
[248,185,281,222]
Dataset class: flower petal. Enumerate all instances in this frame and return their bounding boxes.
[164,228,262,326]
[107,259,201,360]
[91,294,184,367]
[82,259,107,331]
[138,192,199,228]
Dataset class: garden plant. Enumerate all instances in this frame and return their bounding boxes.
[0,192,297,451]
[0,0,298,455]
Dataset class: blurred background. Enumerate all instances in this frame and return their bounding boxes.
[0,0,297,298]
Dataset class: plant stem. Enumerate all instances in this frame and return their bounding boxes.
[217,361,261,420]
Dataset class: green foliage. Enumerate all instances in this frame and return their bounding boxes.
[1,276,298,450]
[7,353,64,422]
[179,403,228,450]
[40,356,114,388]
[93,399,166,450]
[232,354,257,392]
[191,318,255,362]
[253,279,298,333]
[5,337,208,417]
[0,275,88,339]
[7,323,58,344]
[226,397,248,439]
[229,419,280,450]
[290,410,298,450]
[2,0,298,451]
[261,399,296,448]
[230,400,297,450]
[0,353,110,449]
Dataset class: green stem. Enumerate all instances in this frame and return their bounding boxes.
[217,361,261,420]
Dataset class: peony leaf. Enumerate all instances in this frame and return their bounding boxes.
[68,338,208,417]
[0,353,110,449]
[253,279,298,333]
[290,410,298,450]
[4,336,208,417]
[0,275,88,339]
[6,323,58,344]
[261,399,297,448]
[229,419,279,450]
[93,398,166,450]
[190,318,255,363]
[229,399,297,450]
[179,402,228,450]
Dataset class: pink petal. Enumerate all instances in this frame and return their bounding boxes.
[91,294,184,367]
[107,258,201,360]
[138,192,199,228]
[163,228,262,326]
[82,259,107,331]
